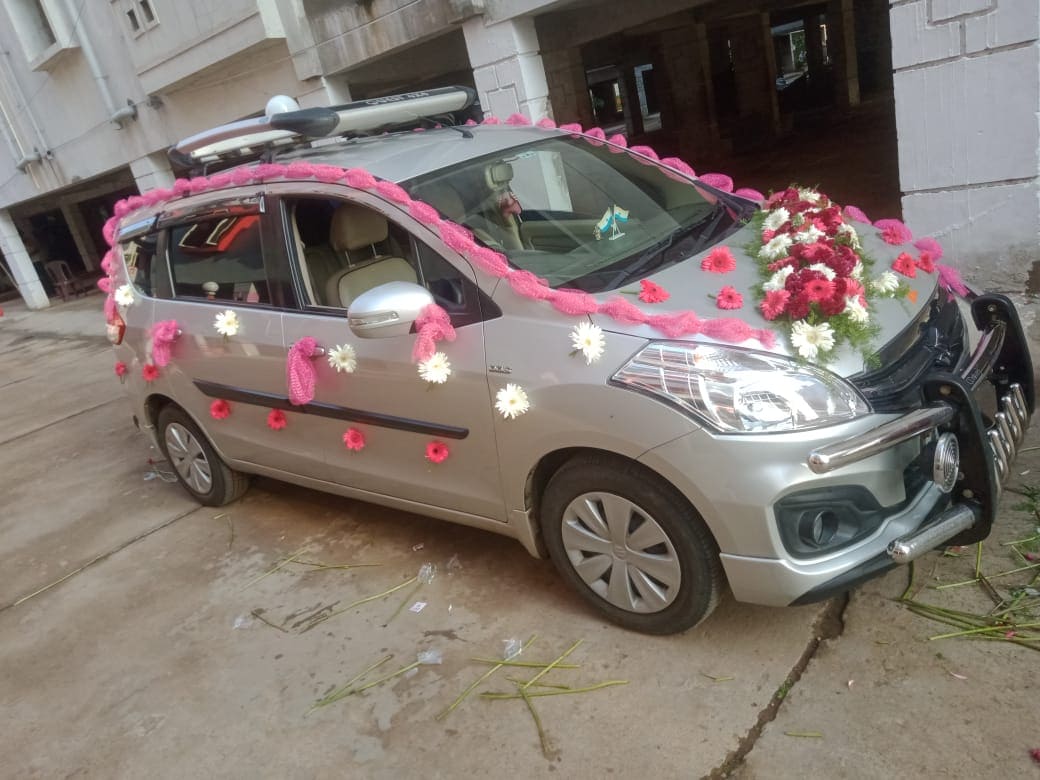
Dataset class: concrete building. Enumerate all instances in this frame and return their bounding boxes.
[1,0,1037,309]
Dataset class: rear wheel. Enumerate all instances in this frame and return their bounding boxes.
[157,405,249,506]
[541,454,723,634]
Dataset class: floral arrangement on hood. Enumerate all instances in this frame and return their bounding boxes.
[750,187,921,363]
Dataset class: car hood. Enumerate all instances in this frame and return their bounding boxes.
[590,218,940,379]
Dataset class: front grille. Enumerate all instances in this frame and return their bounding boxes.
[851,293,966,412]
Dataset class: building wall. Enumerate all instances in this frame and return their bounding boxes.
[890,0,1040,286]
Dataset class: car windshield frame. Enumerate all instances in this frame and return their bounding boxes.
[401,135,756,293]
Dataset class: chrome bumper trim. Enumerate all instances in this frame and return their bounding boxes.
[887,504,977,564]
[808,404,956,474]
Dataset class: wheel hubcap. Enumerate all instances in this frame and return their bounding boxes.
[560,492,682,613]
[164,423,213,495]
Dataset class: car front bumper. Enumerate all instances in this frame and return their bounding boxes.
[639,293,1035,607]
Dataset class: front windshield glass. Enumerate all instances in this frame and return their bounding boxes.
[403,136,752,293]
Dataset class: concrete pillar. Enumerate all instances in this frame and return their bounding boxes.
[0,209,49,309]
[890,0,1040,288]
[130,152,176,193]
[827,0,860,108]
[542,47,594,127]
[463,16,550,122]
[728,13,780,133]
[59,203,99,271]
[658,22,719,159]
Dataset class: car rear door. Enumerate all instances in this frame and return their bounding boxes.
[148,193,330,479]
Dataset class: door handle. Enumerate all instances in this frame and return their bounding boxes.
[310,345,326,358]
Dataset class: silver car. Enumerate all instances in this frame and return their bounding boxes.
[105,89,1034,634]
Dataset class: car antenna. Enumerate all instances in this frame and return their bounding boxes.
[416,114,472,139]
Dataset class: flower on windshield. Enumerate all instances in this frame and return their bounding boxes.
[638,279,670,303]
[701,246,737,274]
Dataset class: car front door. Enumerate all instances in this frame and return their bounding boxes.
[272,187,505,521]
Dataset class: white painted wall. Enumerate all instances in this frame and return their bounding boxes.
[891,0,1040,287]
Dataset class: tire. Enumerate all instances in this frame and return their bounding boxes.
[541,454,724,634]
[157,405,249,507]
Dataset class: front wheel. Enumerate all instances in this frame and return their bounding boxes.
[157,405,249,506]
[541,455,723,634]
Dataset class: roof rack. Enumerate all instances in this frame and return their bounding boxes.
[168,86,477,169]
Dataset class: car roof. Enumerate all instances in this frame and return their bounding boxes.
[275,125,559,183]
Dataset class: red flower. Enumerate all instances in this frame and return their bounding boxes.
[114,361,128,378]
[715,286,743,310]
[141,364,159,382]
[1031,747,1040,765]
[819,293,847,317]
[210,399,231,420]
[916,251,935,273]
[892,252,917,278]
[767,257,795,272]
[425,440,450,464]
[760,290,790,320]
[701,246,736,274]
[638,279,670,304]
[786,293,811,320]
[343,428,366,452]
[267,409,287,430]
[761,229,776,243]
[804,278,835,303]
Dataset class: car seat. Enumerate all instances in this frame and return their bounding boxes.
[414,180,517,251]
[291,201,341,305]
[324,204,417,308]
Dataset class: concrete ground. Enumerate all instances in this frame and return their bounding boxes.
[2,292,1039,778]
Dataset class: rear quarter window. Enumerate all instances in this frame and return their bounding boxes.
[167,213,271,303]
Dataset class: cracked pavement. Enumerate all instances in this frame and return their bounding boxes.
[1,294,1038,778]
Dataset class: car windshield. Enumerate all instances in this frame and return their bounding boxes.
[403,136,752,292]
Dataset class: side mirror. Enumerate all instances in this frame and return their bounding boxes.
[347,281,435,338]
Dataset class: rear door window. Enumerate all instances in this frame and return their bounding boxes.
[167,211,271,304]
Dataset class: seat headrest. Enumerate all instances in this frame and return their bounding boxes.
[330,204,389,251]
[413,182,465,221]
[485,162,513,189]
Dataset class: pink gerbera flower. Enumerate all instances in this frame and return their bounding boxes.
[141,364,159,382]
[638,279,670,303]
[267,409,287,430]
[892,252,917,278]
[343,428,366,452]
[210,399,231,420]
[701,246,737,274]
[916,251,936,273]
[114,361,128,378]
[804,278,835,303]
[715,286,743,310]
[760,289,790,320]
[425,440,450,464]
[876,219,912,246]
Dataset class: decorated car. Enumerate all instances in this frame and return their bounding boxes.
[100,87,1033,634]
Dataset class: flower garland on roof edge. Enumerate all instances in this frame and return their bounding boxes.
[100,113,972,376]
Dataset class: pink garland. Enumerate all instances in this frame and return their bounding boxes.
[286,337,318,405]
[412,304,457,362]
[150,319,179,368]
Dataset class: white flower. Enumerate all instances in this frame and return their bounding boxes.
[837,222,861,248]
[793,225,826,245]
[214,309,240,337]
[798,188,822,204]
[763,207,790,233]
[871,271,899,294]
[807,262,836,281]
[327,344,357,373]
[764,265,794,292]
[850,261,864,280]
[495,383,530,420]
[759,233,793,261]
[418,352,452,384]
[789,320,836,361]
[570,321,605,364]
[844,297,869,324]
[114,284,135,307]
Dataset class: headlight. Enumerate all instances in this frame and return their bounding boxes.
[610,342,869,433]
